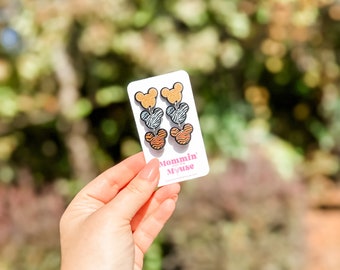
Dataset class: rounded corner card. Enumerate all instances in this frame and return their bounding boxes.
[127,70,209,186]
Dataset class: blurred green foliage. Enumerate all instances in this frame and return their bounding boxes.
[0,0,339,184]
[0,0,340,269]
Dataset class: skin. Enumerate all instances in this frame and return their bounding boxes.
[60,152,181,270]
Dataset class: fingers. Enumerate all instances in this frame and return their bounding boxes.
[107,158,161,221]
[133,196,178,255]
[75,152,146,204]
[132,184,180,258]
[131,183,181,232]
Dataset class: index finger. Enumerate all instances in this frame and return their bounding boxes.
[76,152,146,204]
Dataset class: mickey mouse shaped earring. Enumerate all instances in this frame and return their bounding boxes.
[161,82,193,145]
[135,88,168,150]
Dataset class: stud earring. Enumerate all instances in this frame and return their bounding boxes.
[161,82,193,145]
[135,87,167,150]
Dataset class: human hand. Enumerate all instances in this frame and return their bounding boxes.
[59,152,180,270]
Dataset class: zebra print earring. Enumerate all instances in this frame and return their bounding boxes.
[161,82,193,145]
[135,88,167,150]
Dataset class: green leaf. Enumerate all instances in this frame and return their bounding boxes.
[0,86,18,118]
[68,98,93,120]
[95,86,127,106]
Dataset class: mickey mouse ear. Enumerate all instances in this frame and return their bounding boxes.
[174,82,183,92]
[145,131,155,142]
[149,87,158,97]
[170,127,180,137]
[183,123,193,132]
[135,92,144,102]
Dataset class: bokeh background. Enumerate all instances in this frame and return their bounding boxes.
[0,0,340,269]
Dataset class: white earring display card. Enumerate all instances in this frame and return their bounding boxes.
[127,70,209,186]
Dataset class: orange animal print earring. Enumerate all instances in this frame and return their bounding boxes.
[161,82,193,145]
[135,87,167,150]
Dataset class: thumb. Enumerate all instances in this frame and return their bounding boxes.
[107,158,160,221]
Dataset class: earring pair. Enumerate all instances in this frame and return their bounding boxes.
[135,82,193,150]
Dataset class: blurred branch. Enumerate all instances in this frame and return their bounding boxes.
[53,45,96,183]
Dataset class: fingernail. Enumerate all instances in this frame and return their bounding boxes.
[172,194,179,202]
[139,159,160,181]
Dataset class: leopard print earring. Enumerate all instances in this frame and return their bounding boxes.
[161,82,193,145]
[135,88,167,150]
